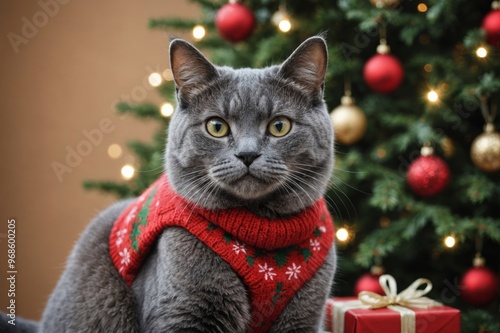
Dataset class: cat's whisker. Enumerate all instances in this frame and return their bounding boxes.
[325,185,356,223]
[186,178,221,222]
[181,177,211,204]
[329,175,371,195]
[288,168,356,222]
[172,174,213,217]
[190,178,215,205]
[286,163,330,182]
[200,180,220,211]
[332,166,363,175]
[285,175,315,207]
[281,180,306,211]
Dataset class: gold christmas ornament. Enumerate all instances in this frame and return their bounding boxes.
[470,123,500,172]
[370,0,400,9]
[441,137,455,158]
[330,95,367,145]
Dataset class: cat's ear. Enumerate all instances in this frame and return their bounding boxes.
[278,36,328,95]
[169,39,218,103]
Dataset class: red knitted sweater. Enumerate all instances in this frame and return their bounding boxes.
[109,174,334,332]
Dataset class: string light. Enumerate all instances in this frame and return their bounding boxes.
[278,19,292,33]
[444,235,456,248]
[107,144,122,159]
[148,72,162,87]
[336,228,349,242]
[160,102,175,117]
[192,25,206,41]
[417,3,428,12]
[272,6,292,33]
[476,46,488,58]
[121,164,135,180]
[427,90,439,103]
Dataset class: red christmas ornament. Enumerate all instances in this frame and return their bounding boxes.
[482,2,500,47]
[460,256,499,306]
[354,266,385,296]
[407,146,450,197]
[215,1,255,43]
[363,44,404,93]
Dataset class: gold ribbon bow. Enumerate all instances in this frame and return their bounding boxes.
[358,274,442,309]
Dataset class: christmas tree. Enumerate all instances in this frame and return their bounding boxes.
[85,0,500,330]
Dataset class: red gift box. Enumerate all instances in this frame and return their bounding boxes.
[325,297,460,333]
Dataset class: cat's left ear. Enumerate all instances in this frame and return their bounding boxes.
[169,38,218,104]
[278,36,328,96]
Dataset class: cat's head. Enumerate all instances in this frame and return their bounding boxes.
[165,37,334,217]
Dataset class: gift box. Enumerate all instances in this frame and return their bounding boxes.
[324,275,460,333]
[325,297,460,333]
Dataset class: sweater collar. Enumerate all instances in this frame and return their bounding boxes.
[157,175,326,251]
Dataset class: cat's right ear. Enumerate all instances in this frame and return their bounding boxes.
[278,36,328,97]
[169,39,218,104]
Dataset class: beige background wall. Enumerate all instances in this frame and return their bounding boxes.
[0,0,199,320]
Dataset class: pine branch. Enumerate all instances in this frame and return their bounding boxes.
[187,0,221,10]
[149,18,201,30]
[355,219,409,267]
[115,102,162,120]
[463,28,486,48]
[156,83,176,102]
[127,141,155,163]
[462,309,500,333]
[369,179,406,212]
[83,181,135,198]
[458,173,497,204]
[477,72,500,96]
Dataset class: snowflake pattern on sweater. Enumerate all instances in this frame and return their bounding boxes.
[109,175,334,332]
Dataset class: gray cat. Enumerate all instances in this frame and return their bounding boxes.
[1,36,335,333]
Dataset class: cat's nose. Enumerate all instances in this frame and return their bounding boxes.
[235,152,261,167]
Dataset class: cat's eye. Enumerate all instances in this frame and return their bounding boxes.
[206,117,230,138]
[268,117,292,137]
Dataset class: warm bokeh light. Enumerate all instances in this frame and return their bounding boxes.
[121,164,135,180]
[278,19,292,33]
[148,72,162,87]
[476,46,488,58]
[379,216,390,227]
[419,34,430,45]
[336,228,349,242]
[417,3,428,12]
[376,148,387,159]
[107,144,122,159]
[163,68,174,81]
[424,64,432,72]
[444,235,456,248]
[124,155,135,164]
[192,25,206,40]
[160,102,175,117]
[427,90,439,103]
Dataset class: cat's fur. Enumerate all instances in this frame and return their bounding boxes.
[1,36,335,332]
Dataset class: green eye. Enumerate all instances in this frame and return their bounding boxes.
[268,117,292,137]
[206,117,230,137]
